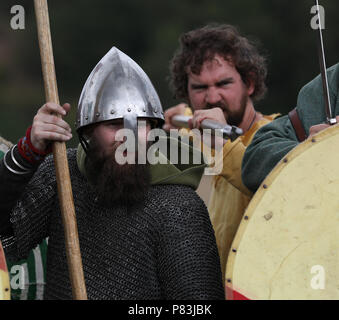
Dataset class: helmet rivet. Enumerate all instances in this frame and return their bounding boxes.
[127,108,131,112]
[143,108,146,112]
[96,112,100,117]
[154,108,157,113]
[110,110,115,114]
[85,116,89,120]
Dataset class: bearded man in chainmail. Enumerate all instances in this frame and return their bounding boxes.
[0,47,224,300]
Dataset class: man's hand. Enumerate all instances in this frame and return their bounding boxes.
[163,104,227,131]
[192,108,228,148]
[191,107,227,129]
[308,116,339,138]
[31,102,72,151]
[163,103,187,131]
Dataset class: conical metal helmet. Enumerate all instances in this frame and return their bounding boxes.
[76,47,164,137]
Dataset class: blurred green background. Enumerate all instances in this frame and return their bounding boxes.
[0,0,338,148]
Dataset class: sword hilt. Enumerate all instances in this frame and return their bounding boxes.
[171,115,243,142]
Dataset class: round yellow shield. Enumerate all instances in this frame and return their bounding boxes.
[226,124,339,300]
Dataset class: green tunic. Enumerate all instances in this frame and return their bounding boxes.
[242,63,339,192]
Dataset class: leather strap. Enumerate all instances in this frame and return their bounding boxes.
[288,108,307,142]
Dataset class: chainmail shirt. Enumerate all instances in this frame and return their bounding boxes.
[1,149,224,300]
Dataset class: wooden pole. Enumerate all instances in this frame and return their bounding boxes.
[33,0,88,300]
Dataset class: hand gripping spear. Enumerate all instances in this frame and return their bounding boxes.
[33,0,87,299]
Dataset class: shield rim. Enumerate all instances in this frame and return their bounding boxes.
[225,124,339,300]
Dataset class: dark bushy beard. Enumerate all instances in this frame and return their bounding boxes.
[85,138,151,207]
[225,93,248,127]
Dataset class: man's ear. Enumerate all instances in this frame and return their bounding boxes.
[245,74,255,96]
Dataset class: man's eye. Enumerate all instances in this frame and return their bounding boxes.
[218,81,231,87]
[107,122,122,128]
[192,86,207,91]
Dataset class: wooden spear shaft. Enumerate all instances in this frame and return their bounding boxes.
[33,0,87,300]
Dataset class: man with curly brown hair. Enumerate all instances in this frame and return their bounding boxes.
[164,24,279,289]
